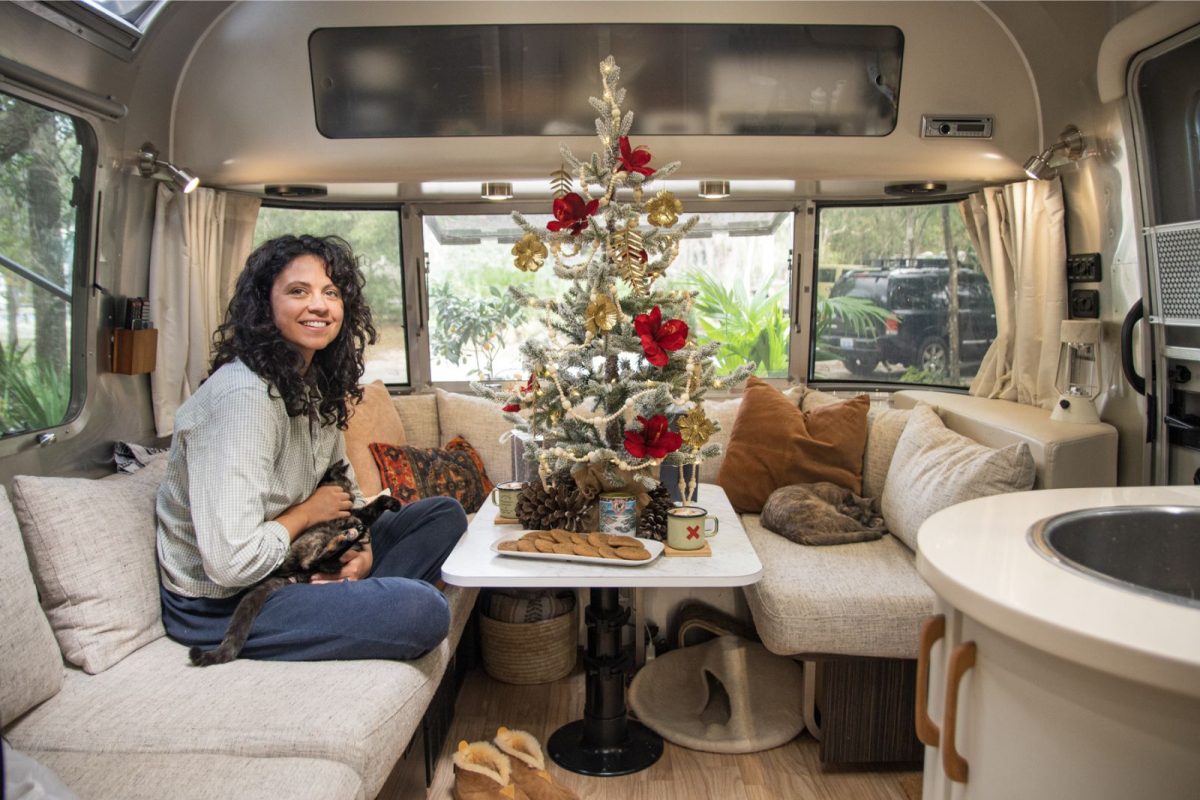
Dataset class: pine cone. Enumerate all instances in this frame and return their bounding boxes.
[636,484,671,541]
[516,476,594,532]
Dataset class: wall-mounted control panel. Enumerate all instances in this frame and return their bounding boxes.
[1067,252,1102,282]
[1070,289,1100,319]
[921,115,994,138]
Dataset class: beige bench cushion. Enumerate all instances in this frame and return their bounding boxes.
[5,584,476,799]
[391,392,440,449]
[436,389,516,484]
[741,514,936,659]
[9,461,168,675]
[27,751,364,800]
[0,487,63,724]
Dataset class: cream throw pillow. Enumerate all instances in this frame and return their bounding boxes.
[882,404,1035,551]
[343,381,407,497]
[11,459,169,674]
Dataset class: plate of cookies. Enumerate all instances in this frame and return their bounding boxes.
[492,529,663,566]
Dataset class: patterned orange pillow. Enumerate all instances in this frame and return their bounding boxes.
[368,436,494,513]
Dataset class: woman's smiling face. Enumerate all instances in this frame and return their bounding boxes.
[270,253,344,371]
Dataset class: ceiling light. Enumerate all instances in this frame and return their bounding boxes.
[137,142,199,193]
[481,181,514,200]
[1023,125,1085,181]
[264,185,328,199]
[884,181,948,197]
[698,180,731,199]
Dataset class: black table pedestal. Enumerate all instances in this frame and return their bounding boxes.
[546,587,663,776]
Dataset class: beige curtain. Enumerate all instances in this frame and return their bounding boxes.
[148,186,261,436]
[961,179,1067,409]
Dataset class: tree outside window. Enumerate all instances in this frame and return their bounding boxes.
[0,93,86,436]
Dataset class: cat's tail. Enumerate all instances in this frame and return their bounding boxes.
[188,577,291,667]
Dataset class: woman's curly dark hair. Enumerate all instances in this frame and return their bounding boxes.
[211,234,376,429]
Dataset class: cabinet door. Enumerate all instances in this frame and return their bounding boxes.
[920,601,958,800]
[947,616,1200,800]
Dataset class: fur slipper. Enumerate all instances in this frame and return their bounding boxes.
[453,740,530,800]
[493,727,579,800]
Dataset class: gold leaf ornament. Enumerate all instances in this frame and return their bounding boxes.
[646,190,683,228]
[612,228,646,288]
[512,233,548,272]
[677,406,716,449]
[585,294,619,336]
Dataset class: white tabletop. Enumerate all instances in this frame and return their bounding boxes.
[917,485,1200,700]
[442,483,763,588]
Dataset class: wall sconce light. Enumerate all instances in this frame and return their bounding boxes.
[481,181,514,200]
[137,142,199,193]
[1050,319,1102,424]
[698,180,731,199]
[1023,125,1085,181]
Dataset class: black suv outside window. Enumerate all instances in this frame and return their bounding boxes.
[812,204,995,388]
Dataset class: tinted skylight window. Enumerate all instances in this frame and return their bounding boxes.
[310,24,903,138]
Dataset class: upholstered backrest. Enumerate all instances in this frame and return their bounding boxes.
[0,487,63,725]
[892,390,1119,489]
[434,389,515,485]
[10,459,168,675]
[390,393,440,450]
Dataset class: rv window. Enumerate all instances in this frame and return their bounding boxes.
[812,203,990,386]
[253,207,408,385]
[0,92,92,439]
[422,210,793,384]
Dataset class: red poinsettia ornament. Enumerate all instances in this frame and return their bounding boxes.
[501,373,537,412]
[634,306,689,367]
[547,192,599,235]
[623,414,683,459]
[616,136,655,176]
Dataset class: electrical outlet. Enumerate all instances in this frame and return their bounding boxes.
[1067,253,1102,282]
[1070,289,1100,318]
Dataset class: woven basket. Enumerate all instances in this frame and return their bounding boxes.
[480,607,577,685]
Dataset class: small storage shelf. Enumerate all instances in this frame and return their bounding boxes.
[111,329,157,375]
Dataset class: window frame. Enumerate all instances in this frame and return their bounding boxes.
[256,201,412,389]
[406,199,804,394]
[809,196,982,392]
[0,89,97,455]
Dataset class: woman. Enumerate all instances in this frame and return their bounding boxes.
[156,234,464,661]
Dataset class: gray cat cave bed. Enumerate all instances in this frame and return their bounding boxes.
[628,635,805,753]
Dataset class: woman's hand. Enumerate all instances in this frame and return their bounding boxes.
[275,484,352,541]
[310,545,373,584]
[304,484,354,525]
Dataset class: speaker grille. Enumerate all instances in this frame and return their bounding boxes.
[1146,220,1200,326]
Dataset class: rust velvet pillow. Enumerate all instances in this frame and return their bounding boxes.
[343,381,407,498]
[717,377,869,513]
[369,435,494,513]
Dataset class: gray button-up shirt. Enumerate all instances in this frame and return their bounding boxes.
[156,360,361,598]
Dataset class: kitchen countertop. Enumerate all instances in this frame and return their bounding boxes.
[916,485,1200,700]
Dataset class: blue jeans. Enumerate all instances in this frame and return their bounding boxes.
[161,496,466,661]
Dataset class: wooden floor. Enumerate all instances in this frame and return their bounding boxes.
[428,662,922,800]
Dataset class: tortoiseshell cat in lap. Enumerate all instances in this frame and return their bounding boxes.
[189,461,402,666]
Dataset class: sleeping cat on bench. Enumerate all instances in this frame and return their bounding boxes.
[189,461,402,666]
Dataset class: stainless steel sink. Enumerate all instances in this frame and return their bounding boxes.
[1028,506,1200,608]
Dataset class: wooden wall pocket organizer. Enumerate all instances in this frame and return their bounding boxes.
[111,328,157,375]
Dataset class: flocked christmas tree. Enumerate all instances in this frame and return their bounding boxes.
[473,56,754,531]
